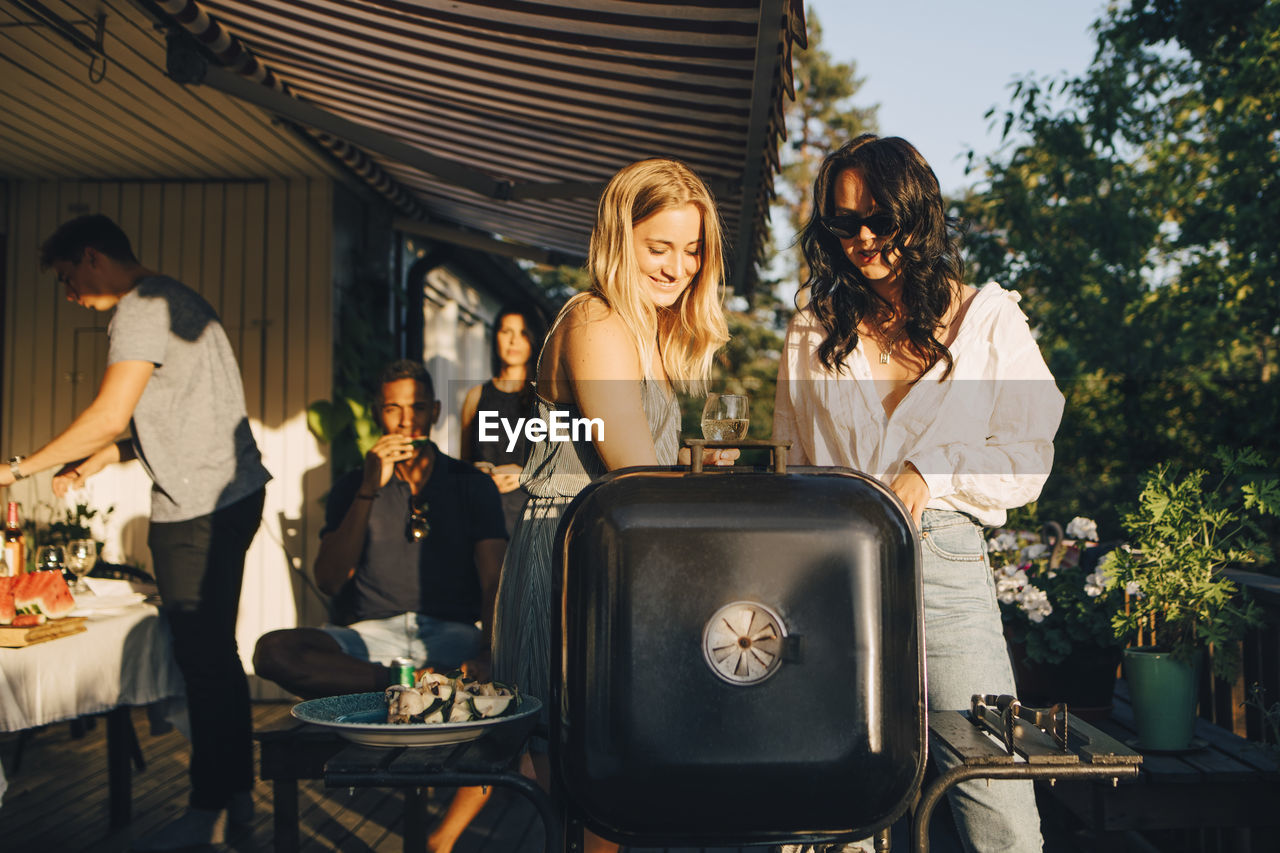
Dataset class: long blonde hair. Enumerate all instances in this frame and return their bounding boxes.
[560,158,729,394]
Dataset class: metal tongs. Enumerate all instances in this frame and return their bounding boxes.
[970,693,1069,755]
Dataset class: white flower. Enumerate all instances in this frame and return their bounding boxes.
[1047,569,1058,579]
[996,578,1020,604]
[988,531,1018,553]
[1084,571,1107,597]
[1066,516,1099,541]
[999,563,1020,577]
[1125,580,1144,598]
[1021,543,1049,561]
[1016,584,1053,622]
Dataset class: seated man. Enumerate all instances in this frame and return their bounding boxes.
[255,359,506,852]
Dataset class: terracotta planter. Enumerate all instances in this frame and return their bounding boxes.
[1006,637,1122,722]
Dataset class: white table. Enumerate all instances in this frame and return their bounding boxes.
[0,599,186,823]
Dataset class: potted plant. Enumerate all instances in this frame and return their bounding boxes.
[1103,447,1276,750]
[989,517,1127,718]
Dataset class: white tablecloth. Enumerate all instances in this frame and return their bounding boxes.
[0,599,186,805]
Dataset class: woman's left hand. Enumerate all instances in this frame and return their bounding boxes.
[889,463,930,529]
[677,447,740,467]
[489,463,523,494]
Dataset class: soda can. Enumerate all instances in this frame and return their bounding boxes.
[391,657,416,686]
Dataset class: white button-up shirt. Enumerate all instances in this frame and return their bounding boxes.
[773,283,1065,527]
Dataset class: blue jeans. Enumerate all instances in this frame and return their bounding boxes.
[322,612,482,670]
[922,509,1043,853]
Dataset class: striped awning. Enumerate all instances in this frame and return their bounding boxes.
[148,0,805,292]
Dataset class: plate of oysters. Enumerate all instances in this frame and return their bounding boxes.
[291,672,539,747]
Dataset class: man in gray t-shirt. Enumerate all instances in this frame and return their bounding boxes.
[1,215,270,851]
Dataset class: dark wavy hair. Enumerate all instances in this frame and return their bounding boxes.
[490,304,546,411]
[799,134,964,378]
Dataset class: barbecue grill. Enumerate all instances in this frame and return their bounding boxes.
[551,441,927,847]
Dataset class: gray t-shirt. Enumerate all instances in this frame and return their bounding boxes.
[107,275,271,522]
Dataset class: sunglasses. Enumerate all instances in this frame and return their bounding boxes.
[407,498,430,542]
[820,211,896,240]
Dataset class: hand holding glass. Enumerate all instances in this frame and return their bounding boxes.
[701,393,750,441]
[66,539,96,595]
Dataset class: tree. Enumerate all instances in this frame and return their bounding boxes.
[682,9,878,447]
[960,0,1279,534]
[773,10,878,290]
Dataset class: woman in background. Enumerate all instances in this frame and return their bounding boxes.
[774,134,1064,853]
[460,305,546,535]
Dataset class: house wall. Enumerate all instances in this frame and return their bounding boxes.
[1,179,333,696]
[419,261,505,458]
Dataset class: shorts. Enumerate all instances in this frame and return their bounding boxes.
[321,612,483,670]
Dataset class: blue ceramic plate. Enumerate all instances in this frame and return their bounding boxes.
[291,691,541,747]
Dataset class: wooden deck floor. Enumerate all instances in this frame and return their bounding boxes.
[0,702,1116,852]
[0,703,785,852]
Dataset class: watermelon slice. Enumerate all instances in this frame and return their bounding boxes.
[12,570,76,619]
[0,576,15,625]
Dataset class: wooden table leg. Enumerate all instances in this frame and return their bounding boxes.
[403,787,429,852]
[273,777,299,853]
[105,706,132,828]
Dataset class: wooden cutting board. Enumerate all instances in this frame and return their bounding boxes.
[0,616,88,647]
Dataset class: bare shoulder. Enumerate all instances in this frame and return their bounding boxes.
[560,294,619,331]
[461,383,483,416]
[560,297,642,380]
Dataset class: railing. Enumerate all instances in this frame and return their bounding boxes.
[1210,571,1280,741]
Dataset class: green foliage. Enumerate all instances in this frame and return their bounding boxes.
[307,396,380,476]
[1103,447,1276,681]
[527,263,591,300]
[679,293,788,456]
[774,9,877,287]
[22,501,113,571]
[960,0,1280,535]
[989,523,1125,666]
[309,272,399,476]
[1245,683,1280,753]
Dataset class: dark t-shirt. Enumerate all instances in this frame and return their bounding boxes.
[322,446,507,626]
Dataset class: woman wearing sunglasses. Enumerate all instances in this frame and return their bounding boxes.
[774,134,1064,853]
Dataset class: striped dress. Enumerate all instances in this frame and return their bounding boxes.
[491,383,679,738]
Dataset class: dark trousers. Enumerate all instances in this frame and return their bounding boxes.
[148,488,265,811]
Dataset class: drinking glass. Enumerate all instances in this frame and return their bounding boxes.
[701,393,750,441]
[66,539,97,595]
[35,544,66,578]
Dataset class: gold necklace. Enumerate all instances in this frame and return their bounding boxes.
[879,327,908,365]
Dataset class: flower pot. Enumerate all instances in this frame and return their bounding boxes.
[1123,647,1201,751]
[1007,640,1121,722]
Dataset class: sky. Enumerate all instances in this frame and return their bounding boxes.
[805,0,1111,196]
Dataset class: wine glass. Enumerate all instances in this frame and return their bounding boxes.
[66,539,97,595]
[35,544,66,579]
[701,393,750,441]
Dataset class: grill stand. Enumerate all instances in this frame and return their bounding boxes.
[913,704,1142,853]
[322,739,561,853]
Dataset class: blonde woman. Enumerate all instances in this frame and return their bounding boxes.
[491,159,733,851]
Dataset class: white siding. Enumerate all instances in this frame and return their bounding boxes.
[420,265,502,458]
[1,180,332,698]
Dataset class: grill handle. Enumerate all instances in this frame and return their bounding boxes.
[684,438,792,475]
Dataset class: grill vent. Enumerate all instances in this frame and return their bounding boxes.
[702,601,787,685]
